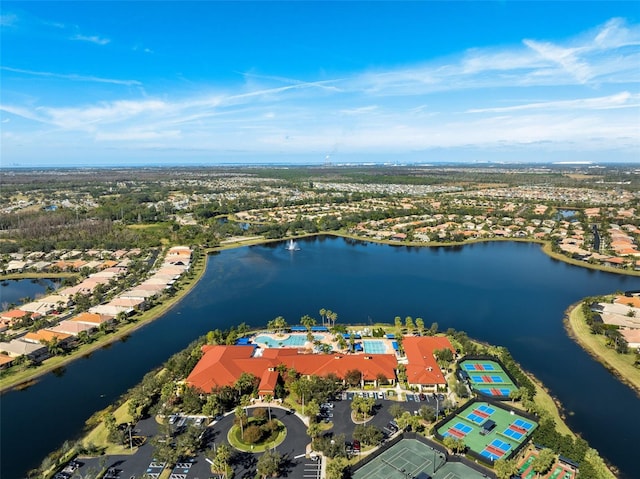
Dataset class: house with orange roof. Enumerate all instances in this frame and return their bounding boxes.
[0,309,30,323]
[100,260,119,269]
[72,312,113,326]
[23,330,73,346]
[0,354,14,369]
[600,257,625,267]
[403,336,455,392]
[615,295,640,308]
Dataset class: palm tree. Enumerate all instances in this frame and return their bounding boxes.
[494,458,519,479]
[405,316,414,332]
[416,317,425,335]
[273,316,287,334]
[234,406,247,439]
[264,394,273,421]
[240,394,252,415]
[300,314,316,332]
[329,311,338,329]
[307,422,321,440]
[319,308,327,326]
[256,449,281,479]
[44,337,64,356]
[213,443,232,479]
[394,316,403,331]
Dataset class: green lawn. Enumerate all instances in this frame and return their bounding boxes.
[566,304,640,394]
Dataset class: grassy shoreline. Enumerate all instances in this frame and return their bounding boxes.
[0,252,208,393]
[564,302,640,397]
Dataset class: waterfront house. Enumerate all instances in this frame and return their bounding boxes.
[0,339,48,361]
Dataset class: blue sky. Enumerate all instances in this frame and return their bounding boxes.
[1,1,639,167]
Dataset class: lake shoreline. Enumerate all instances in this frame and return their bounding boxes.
[0,251,208,393]
[564,302,640,398]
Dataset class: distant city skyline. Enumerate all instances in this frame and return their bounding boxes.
[1,1,639,167]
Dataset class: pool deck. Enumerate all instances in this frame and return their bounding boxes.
[251,331,397,355]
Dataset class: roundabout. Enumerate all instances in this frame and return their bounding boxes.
[227,417,287,452]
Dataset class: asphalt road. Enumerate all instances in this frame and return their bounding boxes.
[73,406,310,479]
[70,394,444,478]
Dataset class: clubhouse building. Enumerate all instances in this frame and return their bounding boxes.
[186,334,455,397]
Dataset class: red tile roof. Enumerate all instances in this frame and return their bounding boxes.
[186,345,398,393]
[403,336,454,386]
[0,309,29,320]
[259,369,280,394]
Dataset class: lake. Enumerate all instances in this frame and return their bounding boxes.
[1,237,639,479]
[0,278,58,309]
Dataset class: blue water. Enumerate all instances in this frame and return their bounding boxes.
[253,333,323,347]
[1,237,639,479]
[362,340,386,354]
[0,278,58,308]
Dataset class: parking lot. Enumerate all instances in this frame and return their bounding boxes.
[68,393,447,479]
[302,455,321,479]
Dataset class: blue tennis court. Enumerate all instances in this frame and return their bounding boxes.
[470,374,505,383]
[502,428,524,440]
[479,388,512,396]
[513,419,533,430]
[467,413,485,424]
[477,404,495,414]
[490,439,512,452]
[463,362,496,371]
[480,450,500,461]
[453,422,473,434]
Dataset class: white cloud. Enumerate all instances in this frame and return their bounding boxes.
[1,66,141,86]
[0,13,18,26]
[96,129,182,141]
[467,92,640,114]
[2,17,638,162]
[71,34,110,45]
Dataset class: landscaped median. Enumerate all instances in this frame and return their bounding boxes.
[227,411,287,453]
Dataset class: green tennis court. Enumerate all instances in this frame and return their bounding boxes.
[352,439,488,479]
[459,359,518,398]
[436,401,537,462]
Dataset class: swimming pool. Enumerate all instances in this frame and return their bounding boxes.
[254,334,324,348]
[363,340,386,354]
